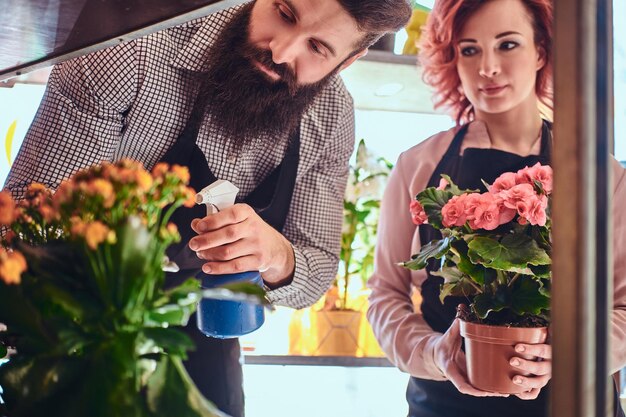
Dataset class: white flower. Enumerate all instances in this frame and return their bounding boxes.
[344,170,359,203]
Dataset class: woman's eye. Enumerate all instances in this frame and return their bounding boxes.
[500,41,519,50]
[460,46,477,57]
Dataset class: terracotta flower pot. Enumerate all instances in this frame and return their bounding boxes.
[313,310,362,356]
[460,320,548,394]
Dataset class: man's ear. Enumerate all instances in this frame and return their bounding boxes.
[338,48,369,72]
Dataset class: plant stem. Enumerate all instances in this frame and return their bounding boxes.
[466,279,483,294]
[508,273,521,287]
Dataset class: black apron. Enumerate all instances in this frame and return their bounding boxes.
[159,95,300,417]
[407,121,625,417]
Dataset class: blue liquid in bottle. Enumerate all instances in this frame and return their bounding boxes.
[196,271,265,339]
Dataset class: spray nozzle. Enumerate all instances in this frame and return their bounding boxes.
[196,179,239,215]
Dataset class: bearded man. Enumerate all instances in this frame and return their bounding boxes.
[4,0,412,415]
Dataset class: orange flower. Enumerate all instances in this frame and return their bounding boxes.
[0,248,26,285]
[3,230,16,244]
[183,187,196,208]
[70,216,87,237]
[152,163,169,178]
[160,222,180,241]
[117,168,136,184]
[53,180,74,208]
[84,221,110,249]
[0,191,16,225]
[171,165,191,185]
[119,158,144,171]
[27,183,47,193]
[135,170,153,192]
[39,204,58,223]
[89,179,115,207]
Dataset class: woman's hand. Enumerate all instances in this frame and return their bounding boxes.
[433,319,510,398]
[510,342,552,400]
[188,203,295,288]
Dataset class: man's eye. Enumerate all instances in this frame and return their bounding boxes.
[309,40,323,55]
[276,5,294,23]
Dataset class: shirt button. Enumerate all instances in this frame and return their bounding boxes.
[228,155,237,163]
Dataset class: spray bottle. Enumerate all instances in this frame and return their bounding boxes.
[194,180,265,338]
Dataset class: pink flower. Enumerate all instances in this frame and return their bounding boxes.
[466,193,501,231]
[489,172,518,193]
[500,183,536,210]
[518,194,548,226]
[497,201,517,225]
[410,200,428,225]
[437,178,449,190]
[442,195,468,227]
[516,163,553,194]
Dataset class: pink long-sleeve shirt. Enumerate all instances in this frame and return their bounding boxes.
[367,121,626,379]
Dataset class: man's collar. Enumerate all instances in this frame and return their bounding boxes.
[170,3,246,72]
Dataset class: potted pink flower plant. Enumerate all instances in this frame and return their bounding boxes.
[402,162,553,393]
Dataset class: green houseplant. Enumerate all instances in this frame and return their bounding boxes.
[401,163,553,392]
[304,140,391,356]
[0,159,265,417]
[325,139,392,311]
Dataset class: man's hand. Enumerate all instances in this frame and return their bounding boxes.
[509,342,552,400]
[433,319,510,398]
[188,203,295,288]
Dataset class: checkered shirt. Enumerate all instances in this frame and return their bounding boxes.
[4,5,355,309]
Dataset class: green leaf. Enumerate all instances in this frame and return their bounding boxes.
[471,276,550,319]
[453,240,487,285]
[529,264,551,278]
[145,303,196,327]
[432,267,480,303]
[400,236,452,270]
[142,328,195,357]
[439,174,479,196]
[415,188,453,229]
[467,234,551,273]
[61,341,144,417]
[147,355,226,417]
[0,283,52,353]
[0,356,84,416]
[510,276,551,316]
[155,278,201,308]
[473,289,508,319]
[221,282,268,303]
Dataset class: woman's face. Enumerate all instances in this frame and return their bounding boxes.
[455,0,545,117]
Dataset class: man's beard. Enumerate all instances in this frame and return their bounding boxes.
[198,2,338,149]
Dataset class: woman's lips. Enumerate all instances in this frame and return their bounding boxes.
[480,84,507,96]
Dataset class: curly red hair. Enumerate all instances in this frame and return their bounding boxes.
[418,0,553,124]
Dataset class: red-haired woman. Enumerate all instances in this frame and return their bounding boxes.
[367,1,626,416]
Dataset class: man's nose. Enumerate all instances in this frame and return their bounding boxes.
[269,34,299,66]
[479,50,501,78]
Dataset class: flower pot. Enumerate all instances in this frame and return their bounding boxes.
[312,310,363,356]
[460,320,548,394]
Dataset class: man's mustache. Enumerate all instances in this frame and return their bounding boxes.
[240,46,299,94]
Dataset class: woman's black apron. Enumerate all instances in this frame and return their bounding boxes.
[407,121,625,417]
[159,95,300,417]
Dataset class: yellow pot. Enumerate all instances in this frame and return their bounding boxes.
[312,310,363,356]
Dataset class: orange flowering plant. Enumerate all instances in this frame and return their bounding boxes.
[0,159,231,417]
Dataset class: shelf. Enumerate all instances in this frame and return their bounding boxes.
[0,0,244,81]
[243,354,393,368]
